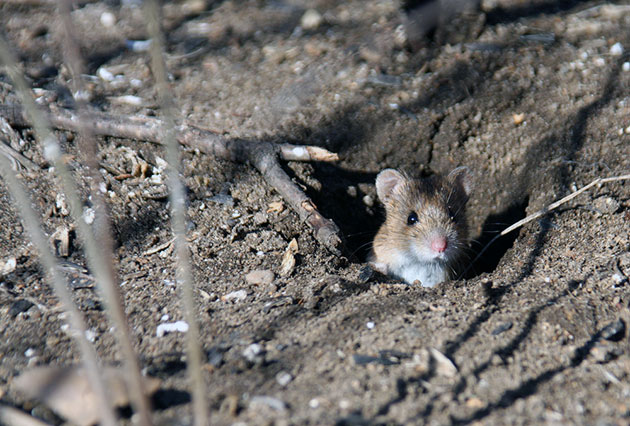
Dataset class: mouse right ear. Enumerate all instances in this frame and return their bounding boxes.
[376,169,405,202]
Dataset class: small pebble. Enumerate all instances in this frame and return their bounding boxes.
[358,266,374,283]
[126,39,152,52]
[610,42,624,56]
[221,289,248,302]
[84,329,97,343]
[309,398,320,408]
[24,348,36,357]
[2,257,17,274]
[623,62,630,72]
[366,321,375,329]
[593,196,620,214]
[245,270,275,285]
[301,9,323,30]
[275,371,293,387]
[362,195,374,207]
[156,320,189,337]
[249,395,287,411]
[243,343,265,363]
[491,321,513,335]
[208,193,234,207]
[97,67,115,82]
[110,95,144,106]
[9,299,34,318]
[100,11,116,27]
[206,346,225,367]
[83,207,95,225]
[429,347,458,377]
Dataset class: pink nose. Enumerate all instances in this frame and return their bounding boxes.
[431,236,447,253]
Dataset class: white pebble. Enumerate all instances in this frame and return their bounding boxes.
[623,62,630,72]
[625,126,630,134]
[100,12,116,28]
[156,320,189,337]
[594,57,606,67]
[366,321,375,329]
[112,95,144,106]
[155,156,168,170]
[85,329,97,343]
[83,207,95,225]
[126,39,152,52]
[301,9,323,30]
[249,395,287,411]
[2,257,17,274]
[97,67,115,82]
[610,42,624,56]
[276,371,293,387]
[242,343,263,361]
[160,314,170,322]
[612,273,624,284]
[309,398,320,408]
[221,289,247,302]
[130,78,143,88]
[24,348,35,357]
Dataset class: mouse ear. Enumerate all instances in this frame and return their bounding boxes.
[448,167,473,197]
[376,169,406,202]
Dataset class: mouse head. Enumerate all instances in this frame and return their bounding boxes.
[375,167,472,261]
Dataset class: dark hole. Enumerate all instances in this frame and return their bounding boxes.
[465,196,529,277]
[152,389,192,410]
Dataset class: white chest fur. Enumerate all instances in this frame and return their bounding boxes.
[387,254,449,287]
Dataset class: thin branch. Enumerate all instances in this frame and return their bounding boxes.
[144,1,208,424]
[0,104,344,254]
[462,174,630,278]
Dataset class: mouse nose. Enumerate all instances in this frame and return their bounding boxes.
[431,236,447,253]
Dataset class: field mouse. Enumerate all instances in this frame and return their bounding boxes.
[370,167,472,287]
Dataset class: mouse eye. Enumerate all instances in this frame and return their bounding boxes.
[407,212,418,226]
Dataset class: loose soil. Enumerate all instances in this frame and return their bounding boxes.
[1,0,630,425]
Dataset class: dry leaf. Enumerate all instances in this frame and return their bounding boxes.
[279,238,299,277]
[267,201,284,213]
[512,113,525,125]
[13,366,160,426]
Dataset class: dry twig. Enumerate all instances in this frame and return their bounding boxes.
[463,174,630,278]
[0,104,344,254]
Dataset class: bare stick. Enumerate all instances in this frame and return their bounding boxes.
[144,1,208,424]
[56,1,154,424]
[0,104,344,254]
[463,174,630,278]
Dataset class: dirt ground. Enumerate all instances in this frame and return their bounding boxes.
[1,0,630,425]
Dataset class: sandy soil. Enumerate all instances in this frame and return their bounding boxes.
[1,0,630,425]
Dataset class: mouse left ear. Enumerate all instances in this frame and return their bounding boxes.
[448,167,473,197]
